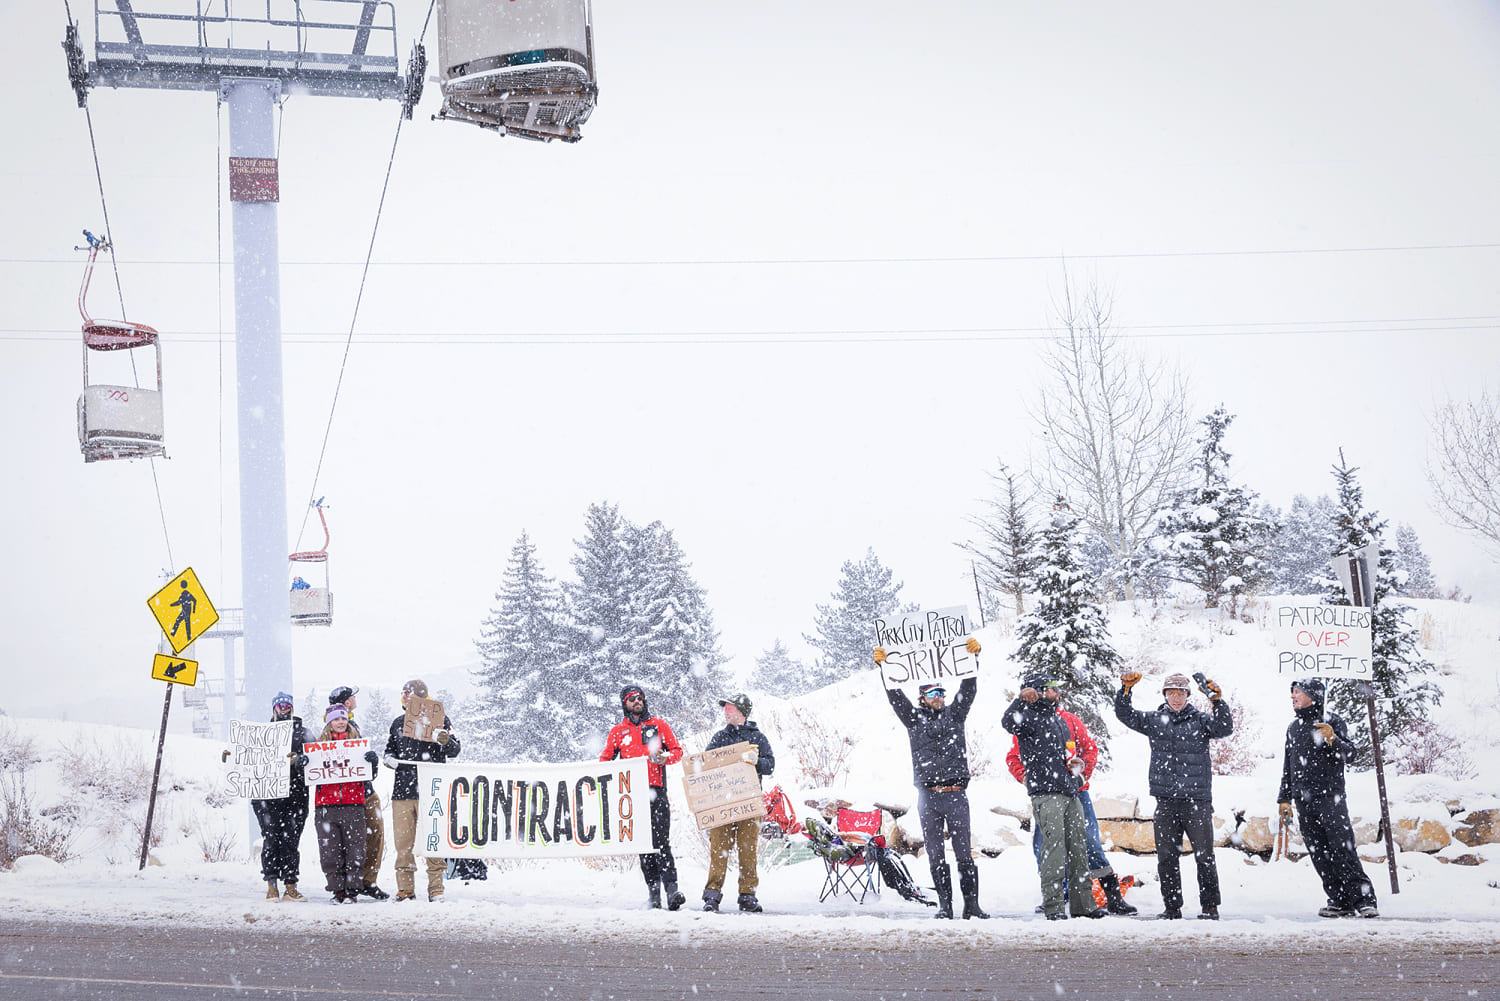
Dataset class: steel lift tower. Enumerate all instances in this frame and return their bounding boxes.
[64,1,423,723]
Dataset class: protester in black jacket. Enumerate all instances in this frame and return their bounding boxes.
[383,678,461,902]
[876,638,987,920]
[1116,671,1233,920]
[1277,678,1378,918]
[701,693,774,913]
[250,692,310,902]
[1003,675,1104,921]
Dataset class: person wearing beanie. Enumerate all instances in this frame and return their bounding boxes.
[600,683,686,909]
[700,692,775,913]
[1003,674,1106,921]
[1278,678,1378,918]
[1115,669,1233,920]
[328,685,388,901]
[875,637,988,920]
[383,678,461,902]
[251,692,310,902]
[314,704,381,903]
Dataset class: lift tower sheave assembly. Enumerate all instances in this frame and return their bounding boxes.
[62,1,422,723]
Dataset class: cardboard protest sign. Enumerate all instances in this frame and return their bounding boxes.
[402,695,446,742]
[416,758,651,859]
[1273,602,1373,679]
[302,738,373,786]
[681,742,765,831]
[872,605,980,693]
[223,719,292,798]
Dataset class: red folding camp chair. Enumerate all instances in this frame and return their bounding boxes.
[814,807,884,904]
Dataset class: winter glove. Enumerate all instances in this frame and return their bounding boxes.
[740,748,759,765]
[435,729,451,745]
[296,753,310,768]
[364,750,379,765]
[1278,802,1294,824]
[966,637,981,655]
[1313,722,1336,745]
[220,749,231,763]
[872,647,888,665]
[1201,677,1223,701]
[382,753,399,771]
[1019,687,1039,703]
[1120,671,1142,693]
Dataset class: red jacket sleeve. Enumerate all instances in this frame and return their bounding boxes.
[1006,735,1026,784]
[600,723,623,762]
[655,719,684,766]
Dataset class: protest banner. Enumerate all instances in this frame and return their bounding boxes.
[302,738,373,786]
[1272,602,1373,679]
[223,719,292,798]
[401,695,446,742]
[872,605,980,693]
[416,758,651,859]
[681,742,764,831]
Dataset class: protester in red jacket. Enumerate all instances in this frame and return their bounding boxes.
[600,683,686,909]
[313,705,380,904]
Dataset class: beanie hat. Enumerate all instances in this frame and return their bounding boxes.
[1291,678,1326,702]
[272,691,295,710]
[718,693,753,718]
[402,678,429,699]
[324,705,348,722]
[1162,673,1193,692]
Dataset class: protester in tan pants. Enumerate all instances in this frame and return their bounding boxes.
[700,693,774,913]
[383,679,460,902]
[329,684,389,900]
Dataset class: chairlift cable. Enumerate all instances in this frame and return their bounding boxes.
[292,0,438,551]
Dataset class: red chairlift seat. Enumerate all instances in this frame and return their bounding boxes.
[290,500,334,627]
[76,233,166,462]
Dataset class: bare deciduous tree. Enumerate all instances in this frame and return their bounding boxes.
[1030,275,1194,598]
[1427,389,1500,559]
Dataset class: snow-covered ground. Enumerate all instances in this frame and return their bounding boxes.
[2,596,1497,945]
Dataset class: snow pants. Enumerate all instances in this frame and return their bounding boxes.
[704,818,759,898]
[252,791,309,885]
[1154,797,1219,911]
[1032,793,1094,917]
[639,786,680,894]
[1031,789,1112,878]
[392,797,447,898]
[315,803,367,896]
[916,787,977,886]
[1297,795,1376,911]
[362,788,385,887]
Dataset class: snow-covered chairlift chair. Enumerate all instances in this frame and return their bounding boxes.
[76,233,165,462]
[434,0,598,141]
[289,499,334,626]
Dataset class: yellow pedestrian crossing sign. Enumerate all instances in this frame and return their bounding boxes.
[147,567,219,654]
[151,653,199,687]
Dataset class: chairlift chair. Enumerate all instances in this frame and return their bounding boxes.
[434,0,598,141]
[76,233,166,462]
[289,499,334,627]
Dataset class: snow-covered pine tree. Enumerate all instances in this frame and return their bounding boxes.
[803,548,911,690]
[747,639,807,697]
[1393,523,1439,599]
[298,688,321,727]
[961,461,1039,617]
[361,687,393,733]
[563,502,637,747]
[1155,407,1278,616]
[1267,494,1338,595]
[1322,454,1443,764]
[1012,498,1120,753]
[470,531,578,761]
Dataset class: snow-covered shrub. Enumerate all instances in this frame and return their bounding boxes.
[192,812,240,863]
[1386,721,1475,780]
[1,772,74,867]
[0,721,40,773]
[57,735,153,806]
[767,705,858,788]
[1209,699,1265,776]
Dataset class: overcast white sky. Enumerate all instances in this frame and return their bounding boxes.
[2,1,1498,729]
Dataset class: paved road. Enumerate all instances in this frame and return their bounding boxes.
[1,918,1496,1000]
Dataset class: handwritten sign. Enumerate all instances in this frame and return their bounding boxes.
[681,742,765,831]
[1273,603,1373,679]
[302,738,373,786]
[224,719,292,799]
[872,605,979,692]
[416,758,651,859]
[402,696,446,742]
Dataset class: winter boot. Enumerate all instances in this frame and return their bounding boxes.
[702,889,723,912]
[1197,906,1219,921]
[265,881,281,901]
[361,884,390,901]
[647,884,663,909]
[665,883,686,911]
[958,866,989,919]
[737,894,763,913]
[931,865,954,920]
[282,883,306,902]
[1101,873,1138,915]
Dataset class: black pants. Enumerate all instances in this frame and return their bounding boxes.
[1154,798,1219,910]
[316,803,368,895]
[1298,795,1376,910]
[916,787,976,884]
[252,792,309,884]
[639,786,679,892]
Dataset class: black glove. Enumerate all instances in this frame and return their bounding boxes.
[297,753,309,768]
[364,749,380,775]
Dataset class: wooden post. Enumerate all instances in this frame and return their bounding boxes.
[139,683,173,870]
[1366,689,1400,894]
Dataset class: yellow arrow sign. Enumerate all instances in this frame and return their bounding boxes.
[151,653,199,687]
[147,567,220,654]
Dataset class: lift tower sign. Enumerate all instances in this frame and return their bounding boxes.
[147,568,220,654]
